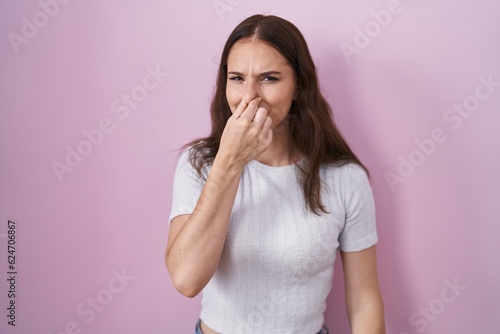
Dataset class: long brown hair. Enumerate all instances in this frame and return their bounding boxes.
[184,14,368,215]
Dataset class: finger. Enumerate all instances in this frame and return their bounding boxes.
[233,98,248,119]
[263,126,273,145]
[239,97,261,121]
[261,115,272,131]
[252,107,268,126]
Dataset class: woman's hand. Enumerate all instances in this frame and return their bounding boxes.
[218,97,273,168]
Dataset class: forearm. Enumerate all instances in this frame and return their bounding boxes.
[166,153,243,297]
[347,291,385,334]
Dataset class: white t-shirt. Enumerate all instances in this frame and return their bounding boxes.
[169,148,378,334]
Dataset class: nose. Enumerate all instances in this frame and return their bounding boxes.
[243,80,260,103]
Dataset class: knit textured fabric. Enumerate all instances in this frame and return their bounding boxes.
[169,148,378,334]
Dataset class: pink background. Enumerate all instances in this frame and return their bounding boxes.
[1,0,499,333]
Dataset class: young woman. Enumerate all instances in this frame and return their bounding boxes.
[165,14,385,334]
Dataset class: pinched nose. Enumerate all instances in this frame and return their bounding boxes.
[243,82,261,104]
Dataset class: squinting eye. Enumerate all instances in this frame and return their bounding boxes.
[263,76,279,82]
[228,76,243,81]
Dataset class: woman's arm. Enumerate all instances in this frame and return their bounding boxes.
[165,155,243,298]
[341,245,385,334]
[165,97,272,298]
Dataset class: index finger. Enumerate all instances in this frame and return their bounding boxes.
[238,97,261,121]
[233,98,248,119]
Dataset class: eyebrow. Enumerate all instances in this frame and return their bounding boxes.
[227,71,282,76]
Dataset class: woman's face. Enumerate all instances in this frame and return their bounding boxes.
[226,38,297,129]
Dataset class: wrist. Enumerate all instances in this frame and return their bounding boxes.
[213,151,245,175]
[206,153,244,193]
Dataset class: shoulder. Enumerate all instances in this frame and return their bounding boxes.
[174,145,211,181]
[320,162,372,202]
[173,146,193,170]
[175,144,203,166]
[321,161,369,184]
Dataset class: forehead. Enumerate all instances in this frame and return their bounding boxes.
[227,38,291,70]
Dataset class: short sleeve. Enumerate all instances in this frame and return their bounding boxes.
[338,163,378,252]
[168,148,206,223]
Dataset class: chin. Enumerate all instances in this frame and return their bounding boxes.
[272,120,288,132]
